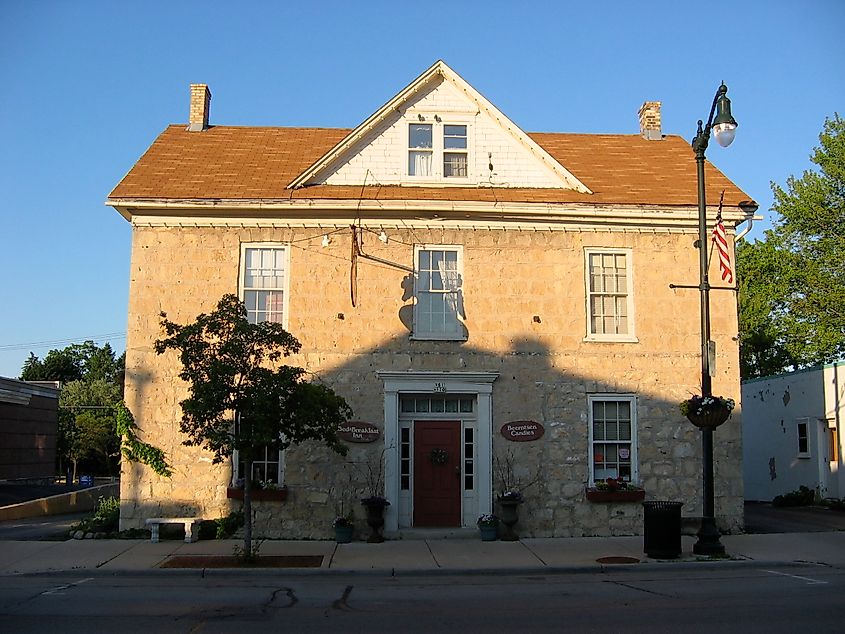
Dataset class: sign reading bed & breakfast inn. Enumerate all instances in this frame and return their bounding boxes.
[338,422,381,443]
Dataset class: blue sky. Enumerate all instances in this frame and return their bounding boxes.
[1,0,842,379]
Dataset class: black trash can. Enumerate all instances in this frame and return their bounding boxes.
[642,501,683,559]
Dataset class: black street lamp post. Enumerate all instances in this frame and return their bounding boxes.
[690,84,737,556]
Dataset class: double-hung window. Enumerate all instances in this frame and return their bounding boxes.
[589,395,637,484]
[585,248,635,341]
[443,125,467,177]
[413,246,465,340]
[407,121,469,180]
[241,244,288,326]
[408,124,433,177]
[235,244,289,486]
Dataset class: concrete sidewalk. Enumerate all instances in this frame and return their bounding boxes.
[1,531,844,576]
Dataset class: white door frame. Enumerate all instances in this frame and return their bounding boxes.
[377,370,498,533]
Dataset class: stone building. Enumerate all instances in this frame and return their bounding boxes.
[107,61,756,538]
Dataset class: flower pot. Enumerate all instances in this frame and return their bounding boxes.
[496,498,523,541]
[361,498,390,543]
[479,525,498,541]
[334,524,354,544]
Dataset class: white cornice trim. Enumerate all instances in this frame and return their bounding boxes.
[113,198,754,230]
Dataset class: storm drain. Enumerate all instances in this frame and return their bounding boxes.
[595,556,640,565]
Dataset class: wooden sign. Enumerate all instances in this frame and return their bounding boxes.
[500,421,544,442]
[338,422,381,443]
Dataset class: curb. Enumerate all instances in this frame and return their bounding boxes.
[4,556,831,579]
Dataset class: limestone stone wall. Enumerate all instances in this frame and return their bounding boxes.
[120,223,743,538]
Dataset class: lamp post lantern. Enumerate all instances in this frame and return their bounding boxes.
[690,83,737,556]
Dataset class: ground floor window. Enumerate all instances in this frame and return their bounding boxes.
[589,394,637,484]
[235,445,283,486]
[797,419,810,458]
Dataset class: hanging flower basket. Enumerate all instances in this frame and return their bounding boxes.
[679,395,735,430]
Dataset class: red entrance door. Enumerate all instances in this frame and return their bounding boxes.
[414,421,461,527]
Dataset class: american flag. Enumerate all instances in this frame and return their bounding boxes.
[712,192,733,284]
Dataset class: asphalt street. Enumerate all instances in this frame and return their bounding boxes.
[0,565,841,632]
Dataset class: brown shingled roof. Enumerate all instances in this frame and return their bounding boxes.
[108,125,751,207]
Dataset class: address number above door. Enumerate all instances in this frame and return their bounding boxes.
[500,421,545,442]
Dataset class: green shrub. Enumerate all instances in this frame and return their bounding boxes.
[71,495,120,533]
[215,510,244,539]
[198,520,218,540]
[772,485,816,507]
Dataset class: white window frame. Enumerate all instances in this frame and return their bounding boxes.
[239,243,290,328]
[233,243,291,486]
[408,122,434,178]
[403,113,472,183]
[411,244,466,341]
[584,247,637,342]
[442,123,468,178]
[234,441,286,487]
[588,394,638,486]
[796,418,811,459]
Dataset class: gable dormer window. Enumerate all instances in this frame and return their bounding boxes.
[443,125,467,177]
[406,120,470,181]
[409,124,433,176]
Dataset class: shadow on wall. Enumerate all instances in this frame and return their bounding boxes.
[123,325,743,539]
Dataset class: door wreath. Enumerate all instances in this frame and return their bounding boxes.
[429,447,449,465]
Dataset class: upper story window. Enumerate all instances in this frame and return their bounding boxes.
[584,248,636,342]
[413,245,466,340]
[240,244,289,326]
[408,124,433,177]
[443,125,467,177]
[407,120,470,180]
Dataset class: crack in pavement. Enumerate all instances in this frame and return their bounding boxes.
[605,579,676,598]
[263,586,297,613]
[332,585,354,611]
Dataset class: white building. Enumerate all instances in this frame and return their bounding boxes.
[742,361,844,501]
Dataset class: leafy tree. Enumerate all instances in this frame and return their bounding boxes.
[155,294,351,559]
[21,348,84,382]
[738,114,845,377]
[21,342,125,476]
[59,379,122,479]
[20,341,124,385]
[70,412,118,479]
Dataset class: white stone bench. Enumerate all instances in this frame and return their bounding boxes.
[145,517,202,543]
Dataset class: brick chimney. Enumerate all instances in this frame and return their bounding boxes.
[638,101,662,140]
[188,84,211,132]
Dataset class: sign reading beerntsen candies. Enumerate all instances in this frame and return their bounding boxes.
[500,421,544,442]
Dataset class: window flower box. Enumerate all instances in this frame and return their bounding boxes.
[226,485,288,502]
[586,478,644,503]
[586,488,646,503]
